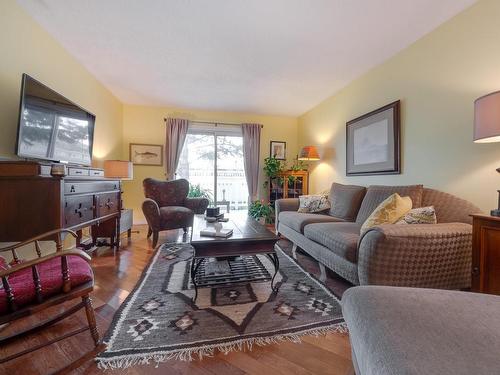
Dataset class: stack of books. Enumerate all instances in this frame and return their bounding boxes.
[200,227,233,238]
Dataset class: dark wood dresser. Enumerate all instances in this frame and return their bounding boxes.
[0,161,122,249]
[471,214,500,295]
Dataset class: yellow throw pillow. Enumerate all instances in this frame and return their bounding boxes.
[361,193,412,232]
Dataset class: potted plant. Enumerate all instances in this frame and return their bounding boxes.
[248,200,274,224]
[263,156,285,189]
[188,183,213,204]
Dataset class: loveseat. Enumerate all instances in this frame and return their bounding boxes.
[275,183,481,288]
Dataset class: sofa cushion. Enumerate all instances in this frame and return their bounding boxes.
[160,206,194,228]
[361,193,412,232]
[278,211,343,233]
[0,255,93,315]
[342,286,500,375]
[298,194,331,213]
[328,183,366,221]
[356,184,423,224]
[303,222,361,263]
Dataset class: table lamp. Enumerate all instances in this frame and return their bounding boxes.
[297,146,320,161]
[474,91,500,216]
[104,160,133,180]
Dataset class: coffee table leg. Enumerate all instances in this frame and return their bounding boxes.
[267,253,280,292]
[190,258,203,302]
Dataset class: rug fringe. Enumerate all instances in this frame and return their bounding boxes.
[96,322,348,370]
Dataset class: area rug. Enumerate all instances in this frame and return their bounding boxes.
[96,242,345,369]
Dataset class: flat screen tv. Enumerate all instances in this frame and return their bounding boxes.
[16,74,95,166]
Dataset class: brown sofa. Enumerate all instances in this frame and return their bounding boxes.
[275,183,481,289]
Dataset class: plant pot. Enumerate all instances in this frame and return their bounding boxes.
[257,217,266,225]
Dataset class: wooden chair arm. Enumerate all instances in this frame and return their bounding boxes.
[0,228,78,254]
[0,249,91,278]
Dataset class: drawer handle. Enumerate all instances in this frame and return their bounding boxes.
[74,171,82,174]
[70,185,75,193]
[472,267,480,276]
[106,202,114,209]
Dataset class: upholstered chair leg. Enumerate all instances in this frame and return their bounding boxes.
[183,227,188,233]
[152,231,159,248]
[82,295,99,346]
[147,227,152,238]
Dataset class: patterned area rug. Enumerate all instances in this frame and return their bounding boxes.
[96,242,345,369]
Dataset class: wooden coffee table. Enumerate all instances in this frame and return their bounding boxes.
[189,214,279,301]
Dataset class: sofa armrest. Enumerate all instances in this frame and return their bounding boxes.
[142,198,161,230]
[184,197,210,214]
[275,198,300,232]
[357,223,472,289]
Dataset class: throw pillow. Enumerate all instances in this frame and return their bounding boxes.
[356,184,423,224]
[361,193,413,232]
[298,194,331,213]
[396,206,437,225]
[328,183,366,221]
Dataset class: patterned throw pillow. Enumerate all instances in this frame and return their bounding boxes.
[297,195,331,213]
[361,193,413,232]
[396,206,437,225]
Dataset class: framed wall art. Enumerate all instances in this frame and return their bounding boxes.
[270,141,286,160]
[346,100,401,176]
[129,143,163,166]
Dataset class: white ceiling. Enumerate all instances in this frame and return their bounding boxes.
[17,0,476,116]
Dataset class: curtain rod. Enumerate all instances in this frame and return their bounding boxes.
[163,118,263,128]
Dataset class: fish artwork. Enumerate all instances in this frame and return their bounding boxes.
[135,151,158,159]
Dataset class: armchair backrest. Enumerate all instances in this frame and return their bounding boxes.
[143,178,189,207]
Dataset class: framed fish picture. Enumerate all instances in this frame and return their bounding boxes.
[129,143,163,166]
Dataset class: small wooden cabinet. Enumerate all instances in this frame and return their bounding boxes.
[471,214,500,295]
[269,170,309,204]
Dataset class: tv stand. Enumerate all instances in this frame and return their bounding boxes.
[0,161,122,250]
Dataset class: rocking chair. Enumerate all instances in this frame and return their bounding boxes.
[0,228,101,370]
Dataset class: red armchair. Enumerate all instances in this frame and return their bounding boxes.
[142,178,209,247]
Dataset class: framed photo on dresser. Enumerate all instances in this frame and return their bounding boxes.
[346,100,401,176]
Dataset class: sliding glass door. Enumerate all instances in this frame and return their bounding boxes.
[176,123,248,213]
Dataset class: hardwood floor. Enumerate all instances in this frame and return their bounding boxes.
[0,225,354,375]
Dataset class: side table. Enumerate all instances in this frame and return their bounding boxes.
[471,214,500,295]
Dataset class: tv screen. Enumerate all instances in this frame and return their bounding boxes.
[16,74,95,165]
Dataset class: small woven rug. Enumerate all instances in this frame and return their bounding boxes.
[96,242,345,369]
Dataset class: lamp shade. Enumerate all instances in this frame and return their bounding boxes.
[297,146,320,161]
[104,160,133,180]
[474,90,500,143]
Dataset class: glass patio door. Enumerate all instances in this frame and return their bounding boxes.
[176,123,248,213]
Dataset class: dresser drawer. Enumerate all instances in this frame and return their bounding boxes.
[96,192,120,217]
[64,195,95,227]
[68,167,90,177]
[89,169,105,178]
[65,181,120,195]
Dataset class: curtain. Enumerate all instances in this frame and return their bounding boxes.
[165,118,189,180]
[242,123,262,202]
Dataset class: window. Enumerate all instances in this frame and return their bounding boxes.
[176,122,248,213]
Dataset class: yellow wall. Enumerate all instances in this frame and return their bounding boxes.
[122,105,298,223]
[0,0,123,164]
[298,0,500,213]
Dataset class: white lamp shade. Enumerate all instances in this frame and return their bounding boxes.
[104,160,133,180]
[474,90,500,143]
